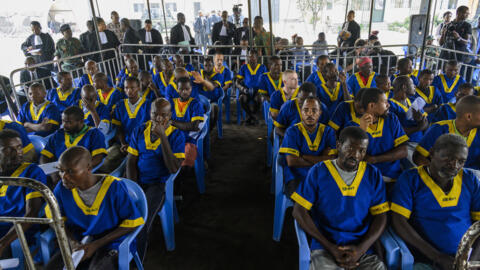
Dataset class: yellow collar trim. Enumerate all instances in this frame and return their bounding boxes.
[267,72,282,91]
[390,98,411,112]
[88,74,93,85]
[415,86,435,104]
[142,88,152,100]
[440,74,460,93]
[71,175,119,215]
[160,72,174,87]
[324,160,367,196]
[124,98,146,119]
[316,71,326,85]
[173,97,193,117]
[280,87,299,102]
[448,103,456,112]
[65,127,91,148]
[445,120,477,147]
[56,87,74,101]
[354,72,375,88]
[321,82,341,101]
[29,101,50,121]
[247,63,261,75]
[98,88,115,105]
[352,115,385,138]
[296,123,325,152]
[0,163,31,197]
[143,121,175,150]
[347,100,361,123]
[418,166,462,208]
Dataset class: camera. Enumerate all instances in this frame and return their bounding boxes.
[233,4,242,14]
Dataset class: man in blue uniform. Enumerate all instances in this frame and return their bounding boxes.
[138,71,160,101]
[318,63,350,116]
[47,71,80,113]
[153,59,174,97]
[292,126,388,269]
[258,56,283,98]
[93,72,125,114]
[429,83,474,123]
[306,55,331,90]
[414,69,444,114]
[270,70,299,120]
[328,88,366,133]
[390,58,419,86]
[79,85,111,136]
[77,60,113,89]
[346,57,377,96]
[432,60,466,103]
[0,120,35,163]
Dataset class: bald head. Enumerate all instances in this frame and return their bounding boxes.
[126,59,139,75]
[81,84,97,102]
[59,146,92,169]
[174,67,189,80]
[84,60,98,76]
[456,95,480,117]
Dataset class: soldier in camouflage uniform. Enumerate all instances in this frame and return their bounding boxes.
[55,24,85,71]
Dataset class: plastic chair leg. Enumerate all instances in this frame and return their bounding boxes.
[158,202,175,251]
[40,229,56,265]
[194,142,206,194]
[236,97,242,125]
[273,194,289,242]
[133,251,144,270]
[225,90,231,124]
[205,132,211,160]
[173,201,180,223]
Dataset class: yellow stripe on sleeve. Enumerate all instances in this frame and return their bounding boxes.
[92,148,108,156]
[26,191,42,200]
[127,147,139,156]
[291,192,313,210]
[258,89,267,94]
[390,202,411,219]
[269,108,279,114]
[279,147,300,156]
[40,149,54,158]
[23,143,34,154]
[416,145,430,157]
[328,120,339,131]
[191,116,205,122]
[111,119,121,126]
[48,119,60,125]
[120,217,145,228]
[370,202,390,215]
[273,121,285,128]
[472,211,480,221]
[174,153,186,159]
[394,135,409,147]
[328,149,338,155]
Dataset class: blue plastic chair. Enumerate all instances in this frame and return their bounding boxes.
[388,228,414,269]
[271,130,281,194]
[194,114,210,194]
[273,154,294,241]
[28,135,47,158]
[111,158,127,178]
[198,95,212,160]
[235,87,246,125]
[73,77,81,88]
[263,101,273,167]
[215,89,225,139]
[294,220,403,270]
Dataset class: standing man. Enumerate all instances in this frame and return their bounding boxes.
[21,21,55,69]
[193,11,207,47]
[234,18,253,46]
[253,16,274,56]
[93,17,120,63]
[435,11,452,41]
[107,11,124,43]
[139,19,163,54]
[338,10,361,49]
[79,20,98,61]
[170,13,195,52]
[121,18,141,54]
[54,24,84,72]
[439,6,471,63]
[212,11,236,55]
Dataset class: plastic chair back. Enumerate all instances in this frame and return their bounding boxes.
[28,135,47,157]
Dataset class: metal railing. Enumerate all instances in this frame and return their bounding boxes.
[0,177,74,270]
[454,220,480,269]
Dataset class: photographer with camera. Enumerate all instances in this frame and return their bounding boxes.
[229,4,245,28]
[439,6,472,63]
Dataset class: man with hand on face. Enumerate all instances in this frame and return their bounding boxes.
[127,99,185,262]
[347,57,377,97]
[392,134,480,270]
[18,83,61,137]
[345,88,408,182]
[77,60,114,90]
[258,56,284,99]
[318,63,350,116]
[45,146,144,270]
[292,126,388,270]
[47,71,80,113]
[270,70,299,120]
[280,97,337,196]
[138,71,160,101]
[0,130,47,258]
[328,88,367,133]
[79,85,111,136]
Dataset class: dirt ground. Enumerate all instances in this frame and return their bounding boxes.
[143,121,298,269]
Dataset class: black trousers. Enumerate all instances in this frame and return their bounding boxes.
[46,246,118,270]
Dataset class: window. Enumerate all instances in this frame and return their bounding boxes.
[448,0,458,9]
[165,3,177,12]
[134,3,144,12]
[394,0,412,8]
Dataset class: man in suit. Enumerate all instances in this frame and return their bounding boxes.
[21,21,55,70]
[80,20,97,61]
[20,56,56,93]
[193,11,208,47]
[212,11,236,55]
[121,18,141,54]
[338,10,361,49]
[234,17,252,46]
[170,13,195,52]
[138,19,163,54]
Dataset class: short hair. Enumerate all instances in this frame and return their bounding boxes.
[456,95,480,117]
[59,146,92,167]
[270,55,281,63]
[59,24,71,33]
[447,59,458,67]
[93,72,108,82]
[443,11,452,18]
[419,69,434,78]
[254,16,263,21]
[302,96,321,109]
[375,74,389,84]
[338,126,369,144]
[354,88,367,102]
[323,62,337,73]
[316,55,330,65]
[177,12,185,19]
[432,133,467,153]
[354,39,367,47]
[177,76,191,86]
[348,10,355,15]
[145,19,152,24]
[111,11,119,16]
[30,21,41,28]
[120,18,130,26]
[58,71,71,80]
[457,5,469,14]
[29,82,45,92]
[283,69,296,77]
[249,49,258,55]
[392,75,412,89]
[360,88,384,110]
[0,129,21,144]
[373,41,381,46]
[298,82,317,96]
[63,106,84,121]
[125,76,140,87]
[459,82,474,91]
[204,56,214,64]
[397,58,412,69]
[96,17,105,24]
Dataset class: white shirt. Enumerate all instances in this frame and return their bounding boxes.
[99,32,108,44]
[181,25,190,42]
[145,31,152,43]
[32,100,47,115]
[34,35,42,46]
[240,49,247,60]
[220,25,227,36]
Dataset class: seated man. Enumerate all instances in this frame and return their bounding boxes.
[413,95,480,172]
[149,55,162,77]
[93,72,125,113]
[213,52,233,94]
[270,70,299,120]
[280,97,336,196]
[346,88,408,181]
[0,120,35,163]
[20,56,56,91]
[117,58,140,91]
[306,55,330,89]
[45,146,144,270]
[429,83,474,123]
[170,77,205,167]
[138,71,160,101]
[258,56,283,98]
[77,60,113,89]
[346,57,377,96]
[328,88,366,133]
[274,82,329,137]
[292,126,388,270]
[0,129,47,257]
[414,69,444,114]
[112,77,151,156]
[392,134,480,269]
[79,85,111,135]
[198,57,222,130]
[40,106,107,169]
[375,74,392,98]
[47,71,80,113]
[236,49,268,125]
[318,63,350,116]
[390,57,419,86]
[126,98,184,262]
[432,59,466,103]
[165,68,205,101]
[18,83,60,137]
[173,54,194,73]
[153,59,174,97]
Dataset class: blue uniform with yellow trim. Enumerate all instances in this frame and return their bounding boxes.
[388,98,426,143]
[77,73,113,90]
[165,81,200,102]
[197,70,223,102]
[18,101,61,137]
[412,86,444,112]
[46,175,144,251]
[274,99,329,129]
[149,67,160,78]
[416,120,480,170]
[291,160,389,251]
[127,121,185,184]
[140,88,157,102]
[117,69,142,90]
[269,88,299,115]
[390,72,419,86]
[170,97,205,144]
[0,120,34,155]
[428,103,456,123]
[112,98,151,144]
[345,113,409,179]
[78,100,111,127]
[0,162,47,237]
[214,66,233,88]
[258,72,283,96]
[153,71,174,97]
[391,166,480,255]
[46,87,81,113]
[432,74,466,102]
[115,68,128,85]
[41,126,107,160]
[236,63,267,92]
[97,88,126,113]
[328,100,359,132]
[347,72,377,96]
[279,123,336,183]
[306,71,327,90]
[317,82,346,116]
